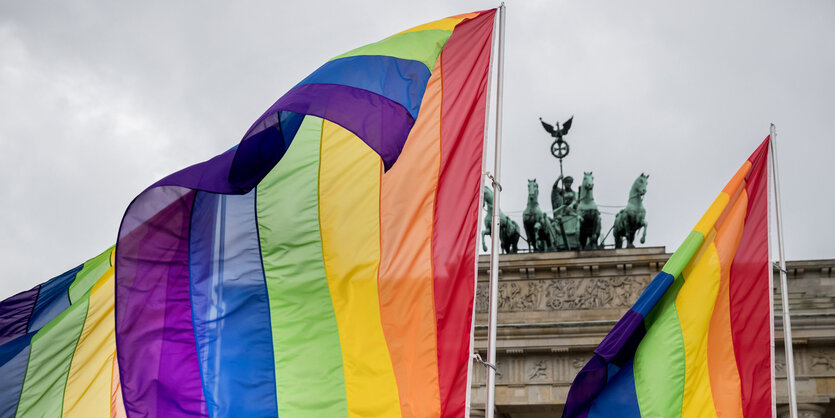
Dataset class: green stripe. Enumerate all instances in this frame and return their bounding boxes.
[331,29,452,71]
[256,116,348,417]
[634,274,685,417]
[16,295,90,417]
[661,230,704,277]
[68,246,113,303]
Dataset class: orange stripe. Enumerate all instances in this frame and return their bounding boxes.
[707,188,748,417]
[378,55,444,417]
[722,161,751,196]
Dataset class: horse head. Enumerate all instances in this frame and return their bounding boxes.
[632,173,649,199]
[483,186,494,208]
[582,171,594,192]
[527,179,539,199]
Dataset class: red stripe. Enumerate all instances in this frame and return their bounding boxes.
[433,10,495,418]
[729,138,771,417]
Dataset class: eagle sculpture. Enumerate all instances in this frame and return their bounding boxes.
[539,116,573,139]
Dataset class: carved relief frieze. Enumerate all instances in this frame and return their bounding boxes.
[476,276,651,313]
[808,351,835,373]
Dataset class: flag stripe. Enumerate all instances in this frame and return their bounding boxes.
[332,30,454,71]
[63,268,116,418]
[256,116,348,417]
[115,187,206,418]
[266,83,414,171]
[0,287,38,345]
[378,55,444,417]
[677,241,721,418]
[587,359,641,418]
[297,55,431,120]
[730,140,771,417]
[189,190,278,417]
[68,248,114,304]
[16,295,89,417]
[319,120,402,418]
[28,267,80,332]
[633,274,685,417]
[433,10,494,416]
[397,13,480,35]
[706,188,747,417]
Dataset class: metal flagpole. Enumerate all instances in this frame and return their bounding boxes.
[767,130,777,418]
[485,4,506,418]
[770,124,798,418]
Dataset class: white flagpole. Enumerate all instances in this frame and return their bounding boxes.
[770,124,798,418]
[767,131,777,418]
[485,4,506,418]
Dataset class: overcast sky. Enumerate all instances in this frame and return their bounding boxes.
[1,0,833,299]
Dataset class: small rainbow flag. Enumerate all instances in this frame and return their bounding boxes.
[563,139,773,417]
[0,9,496,418]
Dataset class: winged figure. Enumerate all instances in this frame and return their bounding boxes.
[539,116,573,139]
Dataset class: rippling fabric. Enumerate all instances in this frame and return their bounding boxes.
[0,10,495,417]
[112,9,496,418]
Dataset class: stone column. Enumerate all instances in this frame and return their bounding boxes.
[778,403,826,418]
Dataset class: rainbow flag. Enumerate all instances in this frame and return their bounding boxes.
[0,247,126,418]
[113,10,496,418]
[0,10,496,418]
[563,139,773,417]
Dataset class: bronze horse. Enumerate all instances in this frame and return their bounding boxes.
[614,173,649,248]
[577,172,601,250]
[481,186,521,254]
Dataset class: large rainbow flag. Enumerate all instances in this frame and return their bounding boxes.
[0,9,496,418]
[563,139,773,417]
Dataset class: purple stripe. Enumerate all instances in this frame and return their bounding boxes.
[146,83,412,197]
[150,147,241,194]
[0,287,39,346]
[243,83,414,171]
[563,309,646,418]
[116,186,207,418]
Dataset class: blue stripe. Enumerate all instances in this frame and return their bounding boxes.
[296,55,430,120]
[0,333,32,418]
[587,358,642,418]
[632,271,675,317]
[189,190,278,417]
[28,265,82,332]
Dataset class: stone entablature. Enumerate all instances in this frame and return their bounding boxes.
[470,248,835,418]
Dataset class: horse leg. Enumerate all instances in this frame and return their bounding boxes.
[640,221,647,244]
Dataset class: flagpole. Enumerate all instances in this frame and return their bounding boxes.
[770,124,798,418]
[485,3,505,418]
[767,130,777,418]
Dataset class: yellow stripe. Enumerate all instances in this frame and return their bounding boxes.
[676,241,721,418]
[62,267,117,418]
[318,120,402,418]
[396,13,479,35]
[693,192,729,237]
